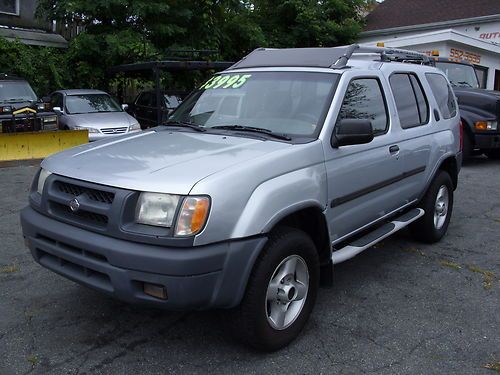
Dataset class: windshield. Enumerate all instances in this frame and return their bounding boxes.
[435,62,479,89]
[0,81,38,103]
[66,94,122,114]
[169,71,338,137]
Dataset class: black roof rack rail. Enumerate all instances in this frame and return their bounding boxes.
[226,44,431,71]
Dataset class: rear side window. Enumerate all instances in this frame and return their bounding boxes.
[136,93,151,106]
[390,73,429,129]
[336,78,388,135]
[426,73,457,119]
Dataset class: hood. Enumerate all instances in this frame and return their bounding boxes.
[66,111,133,129]
[42,130,291,194]
[453,87,500,99]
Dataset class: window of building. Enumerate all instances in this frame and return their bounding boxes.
[425,73,457,119]
[390,73,429,129]
[0,0,19,15]
[336,78,388,135]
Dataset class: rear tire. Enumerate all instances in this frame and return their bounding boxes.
[484,149,500,159]
[410,171,453,243]
[230,227,319,351]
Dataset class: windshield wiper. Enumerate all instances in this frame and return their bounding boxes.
[163,120,206,132]
[456,81,473,88]
[210,125,291,141]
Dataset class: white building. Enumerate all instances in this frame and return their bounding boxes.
[359,0,500,90]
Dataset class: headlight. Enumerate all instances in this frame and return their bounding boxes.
[42,115,58,123]
[75,126,100,134]
[474,121,497,130]
[37,168,52,195]
[135,193,180,227]
[129,122,141,131]
[174,196,210,236]
[37,103,45,111]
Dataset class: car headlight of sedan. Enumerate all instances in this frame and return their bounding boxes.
[37,168,52,195]
[129,122,141,131]
[134,193,210,236]
[74,126,100,134]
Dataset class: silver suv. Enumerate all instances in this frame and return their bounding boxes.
[21,45,462,351]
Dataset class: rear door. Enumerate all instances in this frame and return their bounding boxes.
[385,71,434,201]
[324,72,409,243]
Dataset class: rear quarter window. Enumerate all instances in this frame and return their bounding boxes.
[389,73,429,129]
[425,73,457,119]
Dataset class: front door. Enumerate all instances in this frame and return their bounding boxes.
[323,75,406,243]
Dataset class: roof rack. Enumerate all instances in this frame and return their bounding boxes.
[226,44,430,70]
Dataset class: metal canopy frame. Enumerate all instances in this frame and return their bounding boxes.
[108,59,233,126]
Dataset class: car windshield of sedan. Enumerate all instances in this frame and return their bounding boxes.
[66,94,122,114]
[169,71,338,137]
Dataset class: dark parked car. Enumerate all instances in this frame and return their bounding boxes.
[432,58,500,159]
[127,91,183,129]
[0,74,58,133]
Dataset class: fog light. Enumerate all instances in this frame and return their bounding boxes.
[143,283,168,300]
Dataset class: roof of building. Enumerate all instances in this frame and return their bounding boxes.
[364,0,500,32]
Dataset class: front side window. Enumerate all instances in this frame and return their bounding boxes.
[65,94,122,114]
[390,73,429,129]
[336,78,388,135]
[170,71,338,137]
[426,73,457,119]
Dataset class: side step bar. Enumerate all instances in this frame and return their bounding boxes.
[331,208,424,264]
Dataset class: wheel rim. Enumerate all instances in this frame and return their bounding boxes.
[434,185,449,230]
[265,255,309,330]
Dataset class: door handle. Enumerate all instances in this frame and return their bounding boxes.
[389,145,400,153]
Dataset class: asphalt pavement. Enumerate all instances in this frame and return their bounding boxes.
[0,157,499,375]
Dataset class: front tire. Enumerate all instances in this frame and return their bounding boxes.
[231,227,319,351]
[410,171,453,243]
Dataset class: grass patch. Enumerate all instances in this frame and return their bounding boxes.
[483,361,500,372]
[468,265,496,290]
[26,354,38,367]
[439,260,462,270]
[0,264,19,273]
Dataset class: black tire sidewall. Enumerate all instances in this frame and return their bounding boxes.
[237,227,319,351]
[414,171,454,243]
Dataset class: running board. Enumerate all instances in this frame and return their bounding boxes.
[331,208,424,264]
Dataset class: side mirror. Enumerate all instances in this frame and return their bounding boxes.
[41,96,50,103]
[53,106,62,114]
[332,119,374,147]
[121,104,129,111]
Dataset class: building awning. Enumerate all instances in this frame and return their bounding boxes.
[361,29,500,55]
[0,27,68,48]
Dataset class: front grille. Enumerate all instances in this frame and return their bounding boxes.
[52,202,108,226]
[101,127,128,135]
[46,178,118,230]
[55,181,114,204]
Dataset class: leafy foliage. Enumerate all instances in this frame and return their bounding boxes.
[1,0,368,95]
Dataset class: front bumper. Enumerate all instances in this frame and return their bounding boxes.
[21,206,266,310]
[473,133,500,150]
